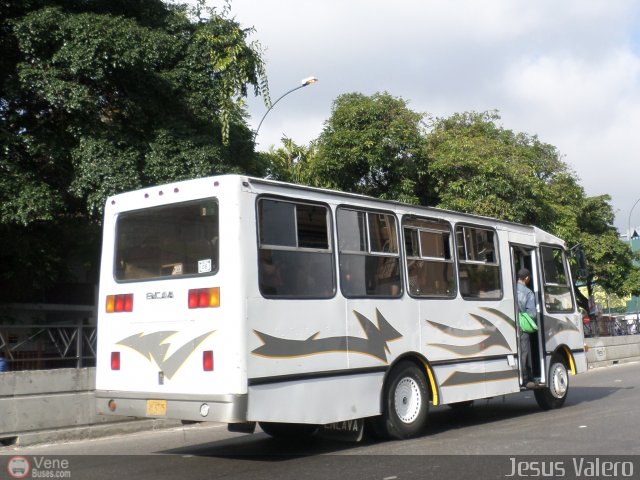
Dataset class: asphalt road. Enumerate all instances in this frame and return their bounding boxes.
[2,362,639,479]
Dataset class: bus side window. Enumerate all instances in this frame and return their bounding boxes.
[403,217,456,298]
[456,225,502,300]
[257,198,335,298]
[337,208,401,298]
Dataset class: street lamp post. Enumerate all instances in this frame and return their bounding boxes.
[254,76,317,140]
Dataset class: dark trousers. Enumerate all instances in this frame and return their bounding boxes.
[519,332,531,381]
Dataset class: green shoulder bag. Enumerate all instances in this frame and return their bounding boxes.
[519,312,538,333]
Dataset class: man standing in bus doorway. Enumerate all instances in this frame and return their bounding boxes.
[517,268,536,389]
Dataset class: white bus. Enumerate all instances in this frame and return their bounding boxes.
[95,174,587,440]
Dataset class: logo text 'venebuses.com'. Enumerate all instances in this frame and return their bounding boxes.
[7,456,72,479]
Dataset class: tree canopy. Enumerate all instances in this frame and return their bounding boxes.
[426,111,566,226]
[280,93,637,307]
[308,92,429,204]
[0,0,268,301]
[2,4,636,308]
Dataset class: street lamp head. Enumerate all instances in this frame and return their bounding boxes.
[301,76,318,87]
[254,76,319,141]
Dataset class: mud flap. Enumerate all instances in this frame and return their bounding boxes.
[227,422,256,434]
[316,418,364,442]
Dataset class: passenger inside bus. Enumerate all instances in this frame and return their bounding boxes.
[259,251,283,295]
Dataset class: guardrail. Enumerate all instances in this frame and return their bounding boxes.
[0,322,96,370]
[582,315,640,338]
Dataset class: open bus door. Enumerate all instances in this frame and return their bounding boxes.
[510,245,546,387]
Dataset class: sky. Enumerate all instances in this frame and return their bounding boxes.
[194,0,640,236]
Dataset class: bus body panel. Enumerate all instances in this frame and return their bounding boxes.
[246,298,349,378]
[247,372,384,424]
[422,298,522,404]
[343,299,418,369]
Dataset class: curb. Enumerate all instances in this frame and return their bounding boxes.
[1,419,183,448]
[586,357,640,370]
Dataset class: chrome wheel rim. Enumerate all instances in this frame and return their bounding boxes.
[550,364,568,399]
[394,377,422,423]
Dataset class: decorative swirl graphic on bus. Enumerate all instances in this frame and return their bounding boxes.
[252,308,402,363]
[427,310,511,356]
[116,330,215,380]
[544,315,581,340]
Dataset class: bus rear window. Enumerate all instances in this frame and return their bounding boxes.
[115,199,219,281]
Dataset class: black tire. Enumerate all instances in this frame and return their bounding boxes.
[534,357,569,410]
[373,361,429,440]
[258,422,318,440]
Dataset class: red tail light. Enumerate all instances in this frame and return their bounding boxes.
[188,287,220,309]
[111,352,121,370]
[106,294,133,313]
[203,351,214,371]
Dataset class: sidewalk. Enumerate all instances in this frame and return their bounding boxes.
[1,418,183,448]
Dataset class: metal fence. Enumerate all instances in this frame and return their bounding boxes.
[583,315,640,338]
[0,322,96,370]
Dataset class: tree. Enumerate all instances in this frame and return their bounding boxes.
[624,265,640,313]
[308,92,429,204]
[307,102,635,308]
[0,0,268,301]
[425,111,565,226]
[258,136,315,184]
[423,111,636,310]
[563,194,634,313]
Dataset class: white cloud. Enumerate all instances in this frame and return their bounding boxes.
[500,48,640,232]
[193,0,640,233]
[504,50,640,126]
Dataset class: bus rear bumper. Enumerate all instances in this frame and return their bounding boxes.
[95,390,248,423]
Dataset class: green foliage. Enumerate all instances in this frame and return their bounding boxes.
[409,109,633,299]
[581,229,634,297]
[590,284,628,313]
[0,0,268,300]
[309,92,429,204]
[305,96,633,298]
[426,111,564,226]
[194,2,270,143]
[624,265,640,297]
[259,136,316,184]
[1,0,634,305]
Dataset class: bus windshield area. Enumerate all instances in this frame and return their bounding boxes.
[114,199,219,281]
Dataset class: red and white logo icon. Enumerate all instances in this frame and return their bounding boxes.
[7,456,30,479]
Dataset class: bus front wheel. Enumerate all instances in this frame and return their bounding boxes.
[374,361,429,440]
[534,357,569,410]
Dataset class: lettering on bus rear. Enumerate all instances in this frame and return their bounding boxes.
[146,291,174,300]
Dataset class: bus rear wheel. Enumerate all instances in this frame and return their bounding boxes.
[534,357,569,410]
[258,422,318,440]
[373,361,429,440]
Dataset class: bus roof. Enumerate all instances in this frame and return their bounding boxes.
[105,174,567,247]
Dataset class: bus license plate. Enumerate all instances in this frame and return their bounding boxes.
[146,399,167,416]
